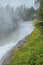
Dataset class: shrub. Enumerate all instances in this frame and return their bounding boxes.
[33,19,43,33]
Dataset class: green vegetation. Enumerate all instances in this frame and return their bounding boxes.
[8,0,43,65]
[36,0,43,20]
[33,20,43,33]
[8,28,43,65]
[39,0,43,20]
[16,6,35,21]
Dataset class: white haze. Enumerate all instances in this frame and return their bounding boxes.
[0,0,35,8]
[0,0,35,40]
[0,5,19,40]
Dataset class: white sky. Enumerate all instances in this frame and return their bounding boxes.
[0,0,35,8]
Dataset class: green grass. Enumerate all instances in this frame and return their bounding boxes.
[8,28,43,65]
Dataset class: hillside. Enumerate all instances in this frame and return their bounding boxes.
[7,28,43,65]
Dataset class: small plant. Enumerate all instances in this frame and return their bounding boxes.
[33,20,43,33]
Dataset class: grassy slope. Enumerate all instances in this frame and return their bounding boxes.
[8,28,43,65]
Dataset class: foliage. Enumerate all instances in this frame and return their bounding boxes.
[8,28,43,65]
[8,1,43,65]
[39,0,43,20]
[15,5,36,21]
[35,0,43,20]
[33,19,43,33]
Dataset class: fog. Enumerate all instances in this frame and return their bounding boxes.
[0,5,19,40]
[0,0,35,62]
[0,0,35,40]
[0,0,35,8]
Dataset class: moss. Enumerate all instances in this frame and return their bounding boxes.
[8,28,43,65]
[33,20,43,33]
